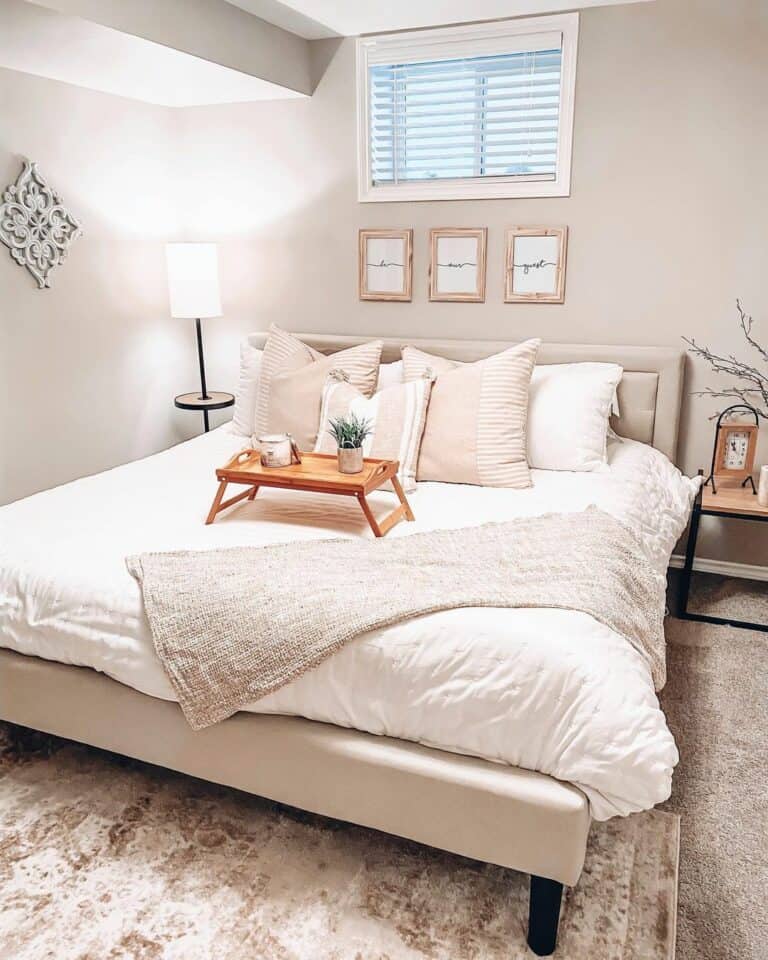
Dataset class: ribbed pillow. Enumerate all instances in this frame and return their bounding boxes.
[254,326,383,450]
[314,374,434,492]
[402,339,541,487]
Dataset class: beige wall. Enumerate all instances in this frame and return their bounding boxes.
[0,68,232,505]
[2,0,767,564]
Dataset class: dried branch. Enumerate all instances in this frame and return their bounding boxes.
[691,387,768,420]
[684,300,768,419]
[736,299,768,366]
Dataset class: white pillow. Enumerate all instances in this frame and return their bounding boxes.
[232,341,263,436]
[376,360,403,393]
[527,363,623,472]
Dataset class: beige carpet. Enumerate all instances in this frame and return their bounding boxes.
[0,730,677,959]
[662,573,768,960]
[679,569,768,623]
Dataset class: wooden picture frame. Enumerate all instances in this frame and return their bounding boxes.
[504,226,568,303]
[358,229,413,301]
[428,228,487,303]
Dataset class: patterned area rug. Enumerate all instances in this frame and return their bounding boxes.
[0,723,678,960]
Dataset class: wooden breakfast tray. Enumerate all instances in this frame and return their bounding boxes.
[205,449,415,537]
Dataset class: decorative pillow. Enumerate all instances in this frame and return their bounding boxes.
[527,363,624,471]
[314,373,434,492]
[254,326,383,450]
[402,339,541,487]
[232,341,263,436]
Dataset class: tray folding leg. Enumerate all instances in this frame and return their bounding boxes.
[206,481,260,525]
[356,478,415,538]
[206,480,228,525]
[391,475,416,521]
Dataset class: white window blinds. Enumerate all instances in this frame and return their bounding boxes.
[358,16,577,201]
[370,47,562,185]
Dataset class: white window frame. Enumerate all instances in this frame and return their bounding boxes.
[356,13,579,203]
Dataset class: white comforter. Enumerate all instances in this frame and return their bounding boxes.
[0,426,698,820]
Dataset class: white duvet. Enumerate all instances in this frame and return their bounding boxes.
[0,426,698,820]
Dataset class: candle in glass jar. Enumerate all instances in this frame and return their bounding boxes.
[758,465,768,506]
[258,433,293,468]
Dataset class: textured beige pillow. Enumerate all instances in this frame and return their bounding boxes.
[314,374,434,492]
[402,339,541,487]
[254,326,383,450]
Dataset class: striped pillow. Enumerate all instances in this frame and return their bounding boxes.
[314,374,434,492]
[402,339,541,487]
[254,325,383,449]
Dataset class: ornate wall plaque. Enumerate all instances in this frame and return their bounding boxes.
[0,159,82,288]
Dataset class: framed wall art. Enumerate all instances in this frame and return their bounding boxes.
[428,228,487,302]
[504,226,568,303]
[358,229,413,301]
[0,159,82,289]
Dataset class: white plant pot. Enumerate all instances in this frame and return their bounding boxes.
[337,446,364,474]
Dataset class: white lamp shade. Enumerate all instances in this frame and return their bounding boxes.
[165,242,222,319]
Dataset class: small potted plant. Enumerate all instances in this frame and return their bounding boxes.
[327,413,373,474]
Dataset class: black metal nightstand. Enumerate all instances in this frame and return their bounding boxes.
[175,391,234,433]
[679,472,768,632]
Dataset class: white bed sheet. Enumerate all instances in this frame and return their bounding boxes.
[0,426,698,820]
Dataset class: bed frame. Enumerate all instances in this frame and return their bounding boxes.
[0,335,685,956]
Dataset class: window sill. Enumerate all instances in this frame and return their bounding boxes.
[358,175,571,203]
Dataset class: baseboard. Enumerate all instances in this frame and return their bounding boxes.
[669,554,768,582]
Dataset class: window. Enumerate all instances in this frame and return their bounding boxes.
[357,14,578,202]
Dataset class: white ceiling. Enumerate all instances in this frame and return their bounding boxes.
[226,0,338,39]
[0,0,653,108]
[0,0,306,106]
[226,0,653,39]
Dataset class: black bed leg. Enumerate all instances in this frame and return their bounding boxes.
[527,875,563,956]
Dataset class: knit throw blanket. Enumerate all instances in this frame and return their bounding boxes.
[127,508,666,730]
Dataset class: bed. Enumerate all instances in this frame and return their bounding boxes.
[0,335,694,956]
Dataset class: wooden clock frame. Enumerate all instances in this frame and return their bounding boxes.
[706,404,759,494]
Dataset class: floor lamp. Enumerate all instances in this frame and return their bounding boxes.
[166,242,233,432]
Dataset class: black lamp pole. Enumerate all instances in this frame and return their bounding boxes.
[195,317,211,431]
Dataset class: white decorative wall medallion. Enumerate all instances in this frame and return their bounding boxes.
[0,159,82,289]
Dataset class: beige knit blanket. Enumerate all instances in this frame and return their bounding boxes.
[127,508,666,730]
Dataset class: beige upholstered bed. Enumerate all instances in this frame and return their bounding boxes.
[0,336,685,956]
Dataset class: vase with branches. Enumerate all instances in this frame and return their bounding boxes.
[683,300,768,419]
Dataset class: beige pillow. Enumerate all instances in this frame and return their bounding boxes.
[314,374,434,492]
[254,326,383,450]
[402,339,541,487]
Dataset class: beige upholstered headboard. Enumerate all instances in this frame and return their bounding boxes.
[247,333,685,465]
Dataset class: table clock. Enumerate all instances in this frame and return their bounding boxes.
[705,404,758,494]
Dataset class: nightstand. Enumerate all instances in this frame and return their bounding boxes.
[175,392,234,433]
[679,474,768,632]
